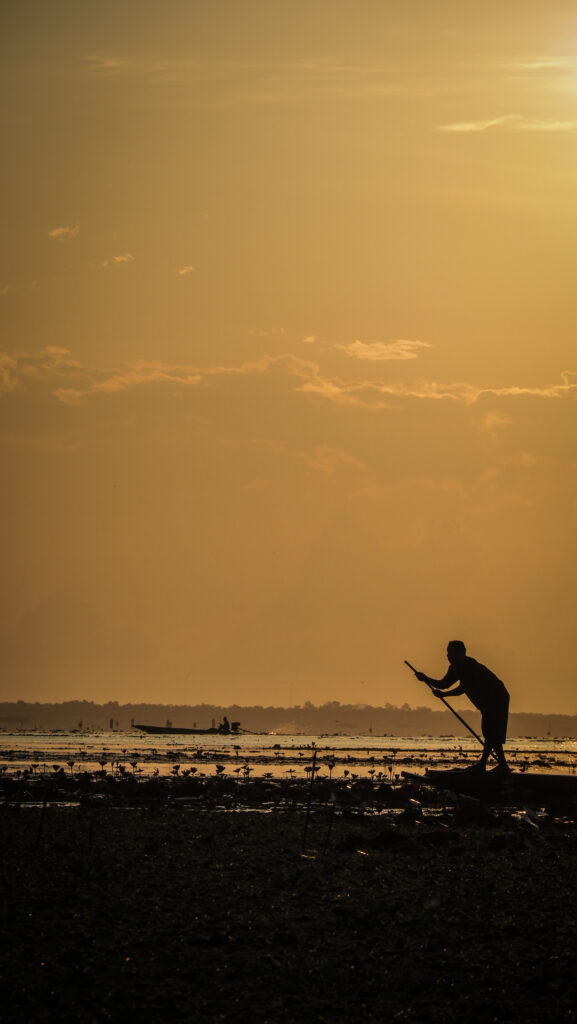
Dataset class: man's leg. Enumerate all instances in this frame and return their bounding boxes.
[481,706,510,771]
[463,739,490,772]
[491,741,509,771]
[479,738,491,770]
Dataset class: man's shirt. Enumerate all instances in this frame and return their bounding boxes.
[440,656,509,712]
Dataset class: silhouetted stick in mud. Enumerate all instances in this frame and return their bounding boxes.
[302,749,317,852]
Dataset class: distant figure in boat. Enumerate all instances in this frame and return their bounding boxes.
[415,641,510,774]
[218,717,231,734]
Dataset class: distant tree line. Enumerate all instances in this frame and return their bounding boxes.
[1,700,577,738]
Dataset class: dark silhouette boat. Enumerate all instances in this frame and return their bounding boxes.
[403,768,577,809]
[135,720,241,736]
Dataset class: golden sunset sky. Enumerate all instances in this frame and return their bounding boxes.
[1,1,576,713]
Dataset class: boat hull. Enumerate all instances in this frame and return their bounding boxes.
[135,724,230,736]
[403,769,577,808]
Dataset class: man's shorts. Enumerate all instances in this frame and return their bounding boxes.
[481,694,510,746]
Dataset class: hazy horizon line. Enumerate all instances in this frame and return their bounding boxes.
[2,699,576,718]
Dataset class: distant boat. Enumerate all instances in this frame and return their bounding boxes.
[134,720,241,737]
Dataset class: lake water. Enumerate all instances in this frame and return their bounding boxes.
[1,730,576,779]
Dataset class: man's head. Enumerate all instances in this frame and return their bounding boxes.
[447,640,466,665]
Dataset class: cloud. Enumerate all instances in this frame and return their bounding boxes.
[51,388,88,407]
[101,254,134,267]
[296,368,577,410]
[301,335,317,345]
[298,376,388,410]
[438,115,577,133]
[21,346,83,378]
[48,225,80,240]
[301,444,366,477]
[254,328,287,337]
[339,339,432,362]
[438,116,512,133]
[512,120,577,132]
[177,265,196,276]
[0,352,18,394]
[82,52,444,109]
[0,284,13,296]
[83,53,232,82]
[1,348,576,419]
[84,54,134,72]
[93,364,203,395]
[220,61,409,107]
[477,411,513,440]
[231,437,368,478]
[506,58,572,71]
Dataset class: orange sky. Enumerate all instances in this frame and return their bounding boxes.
[1,1,576,713]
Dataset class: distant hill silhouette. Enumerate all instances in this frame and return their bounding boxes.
[1,700,576,737]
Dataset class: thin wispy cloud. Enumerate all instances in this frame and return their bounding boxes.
[234,437,368,479]
[48,225,80,240]
[93,365,203,395]
[477,411,513,440]
[84,55,134,72]
[83,53,241,84]
[339,339,432,362]
[177,265,196,276]
[52,388,87,407]
[101,254,135,267]
[206,58,455,108]
[1,348,576,413]
[302,374,577,409]
[302,444,366,477]
[82,52,447,108]
[0,353,18,394]
[438,115,577,133]
[298,375,388,410]
[506,58,572,71]
[511,119,577,132]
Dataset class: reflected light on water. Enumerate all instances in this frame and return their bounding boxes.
[0,731,576,779]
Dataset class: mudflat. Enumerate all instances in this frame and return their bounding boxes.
[2,804,576,1023]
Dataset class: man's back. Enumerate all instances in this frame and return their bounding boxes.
[445,656,508,711]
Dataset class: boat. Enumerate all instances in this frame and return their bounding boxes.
[135,720,241,736]
[402,768,577,809]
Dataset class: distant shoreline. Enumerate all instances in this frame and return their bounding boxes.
[2,699,577,738]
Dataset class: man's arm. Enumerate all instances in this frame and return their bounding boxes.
[415,669,458,690]
[413,666,465,699]
[433,685,465,698]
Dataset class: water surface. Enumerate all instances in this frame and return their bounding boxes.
[1,730,576,779]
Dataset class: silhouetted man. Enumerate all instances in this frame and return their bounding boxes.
[416,641,510,773]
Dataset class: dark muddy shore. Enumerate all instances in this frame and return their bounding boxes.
[2,798,577,1024]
